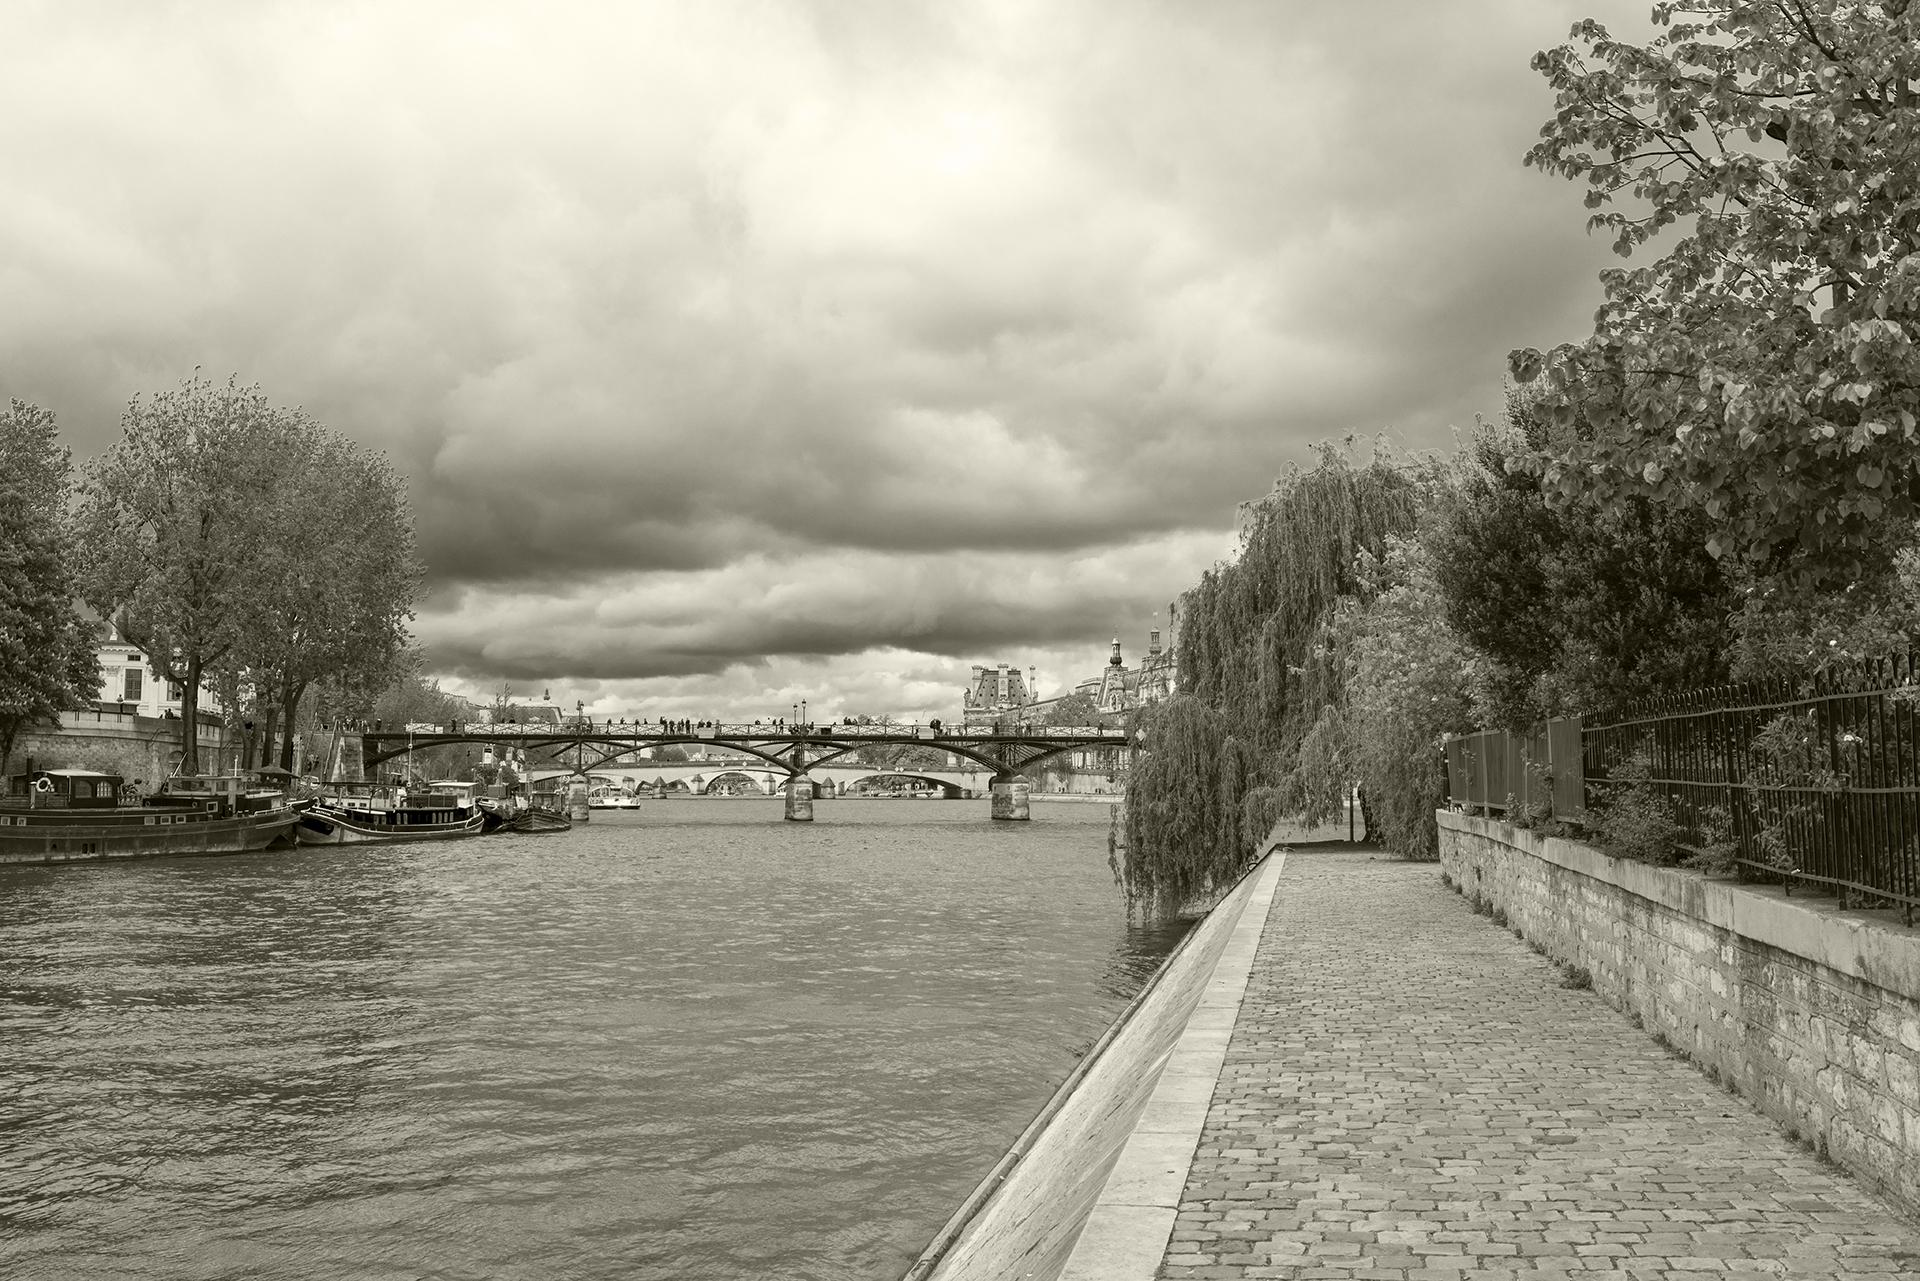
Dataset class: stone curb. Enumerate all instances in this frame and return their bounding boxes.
[1056,848,1290,1281]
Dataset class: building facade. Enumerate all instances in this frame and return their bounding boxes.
[956,624,1179,794]
[961,663,1040,728]
[1020,625,1177,723]
[95,621,224,718]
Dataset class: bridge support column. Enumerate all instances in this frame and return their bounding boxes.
[784,777,814,822]
[990,776,1031,822]
[334,733,367,783]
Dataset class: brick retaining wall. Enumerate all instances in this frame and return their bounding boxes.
[1439,809,1920,1215]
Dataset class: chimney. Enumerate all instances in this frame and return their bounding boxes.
[1027,667,1037,700]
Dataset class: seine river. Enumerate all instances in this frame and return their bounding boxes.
[0,800,1187,1281]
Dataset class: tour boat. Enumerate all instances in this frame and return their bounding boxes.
[296,782,486,845]
[0,769,301,865]
[588,785,640,810]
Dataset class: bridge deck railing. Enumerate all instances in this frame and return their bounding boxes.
[375,722,1130,740]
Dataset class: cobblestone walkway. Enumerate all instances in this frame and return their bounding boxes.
[1163,850,1920,1279]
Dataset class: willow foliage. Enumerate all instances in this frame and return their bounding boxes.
[1176,443,1423,758]
[1338,537,1477,858]
[1121,443,1436,906]
[1119,699,1259,916]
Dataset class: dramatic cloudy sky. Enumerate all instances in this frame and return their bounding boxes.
[2,0,1655,720]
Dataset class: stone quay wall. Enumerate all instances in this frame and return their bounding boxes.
[1439,809,1920,1215]
[906,843,1285,1281]
[10,707,231,785]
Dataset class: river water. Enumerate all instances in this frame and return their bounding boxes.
[0,800,1187,1281]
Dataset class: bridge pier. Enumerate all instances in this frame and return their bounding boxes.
[989,776,1031,822]
[784,777,814,822]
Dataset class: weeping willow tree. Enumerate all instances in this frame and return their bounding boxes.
[1178,441,1424,757]
[1117,698,1259,917]
[1124,441,1431,909]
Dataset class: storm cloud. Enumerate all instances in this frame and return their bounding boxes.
[1,0,1654,718]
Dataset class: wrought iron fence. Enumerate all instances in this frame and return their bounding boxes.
[1586,657,1920,918]
[1447,656,1920,920]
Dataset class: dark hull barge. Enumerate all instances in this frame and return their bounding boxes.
[296,782,486,845]
[0,770,301,866]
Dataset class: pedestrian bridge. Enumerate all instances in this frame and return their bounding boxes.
[527,761,985,798]
[355,721,1132,821]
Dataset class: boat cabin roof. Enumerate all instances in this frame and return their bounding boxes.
[162,774,277,795]
[6,769,124,797]
[10,768,122,785]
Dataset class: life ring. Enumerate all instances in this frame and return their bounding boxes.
[31,776,53,794]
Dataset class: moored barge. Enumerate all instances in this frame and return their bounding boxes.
[0,770,301,866]
[296,782,486,845]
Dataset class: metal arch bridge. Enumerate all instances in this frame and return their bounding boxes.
[358,721,1133,781]
[526,762,986,798]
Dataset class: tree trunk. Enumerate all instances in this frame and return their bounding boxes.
[179,659,202,776]
[259,705,278,774]
[279,679,307,770]
[0,719,19,782]
[1356,782,1376,845]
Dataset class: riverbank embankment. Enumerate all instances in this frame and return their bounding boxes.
[904,832,1291,1281]
[910,831,1920,1281]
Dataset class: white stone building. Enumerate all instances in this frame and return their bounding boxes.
[95,622,223,718]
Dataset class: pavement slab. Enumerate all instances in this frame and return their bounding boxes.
[1162,849,1920,1280]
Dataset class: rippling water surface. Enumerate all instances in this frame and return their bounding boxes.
[0,800,1186,1281]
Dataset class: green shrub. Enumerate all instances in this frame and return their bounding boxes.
[1592,760,1683,865]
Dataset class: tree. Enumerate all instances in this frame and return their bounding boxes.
[0,401,99,777]
[1511,2,1920,593]
[234,424,419,768]
[76,376,291,775]
[1138,441,1435,877]
[1038,691,1102,726]
[77,375,422,776]
[1176,442,1427,760]
[1425,410,1736,721]
[1034,691,1122,788]
[1332,537,1478,858]
[1120,698,1260,915]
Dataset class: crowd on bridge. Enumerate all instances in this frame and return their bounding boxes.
[346,715,1127,740]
